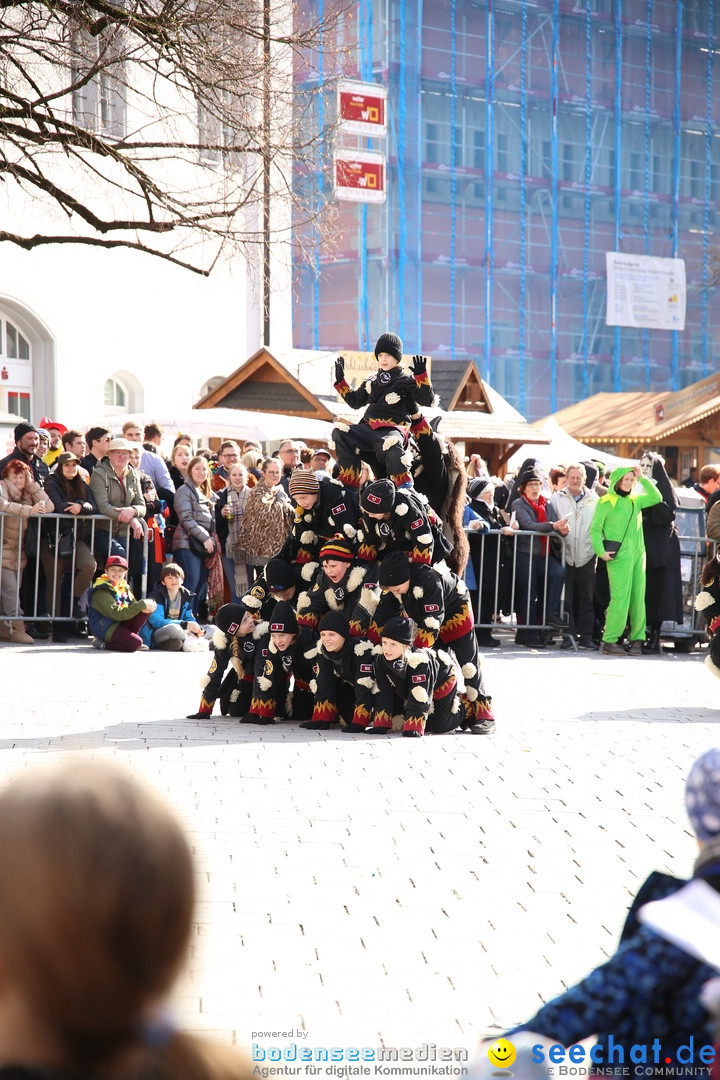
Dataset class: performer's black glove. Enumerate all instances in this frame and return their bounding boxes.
[410,354,427,377]
[334,356,345,383]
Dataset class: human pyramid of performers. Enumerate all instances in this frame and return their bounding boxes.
[187,332,495,738]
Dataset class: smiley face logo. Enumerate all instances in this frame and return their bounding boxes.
[487,1039,516,1071]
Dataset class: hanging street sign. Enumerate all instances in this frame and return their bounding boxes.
[334,149,386,204]
[338,80,388,137]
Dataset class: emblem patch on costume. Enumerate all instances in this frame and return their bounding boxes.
[282,654,293,668]
[332,503,346,515]
[243,641,254,652]
[264,661,273,676]
[410,518,424,531]
[412,674,426,683]
[251,586,265,599]
[227,622,240,636]
[360,663,373,673]
[424,604,440,613]
[270,622,285,632]
[364,582,376,590]
[334,588,345,601]
[378,522,391,537]
[379,371,391,383]
[261,648,269,657]
[366,493,382,505]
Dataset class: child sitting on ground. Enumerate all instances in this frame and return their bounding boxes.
[88,554,157,652]
[332,332,435,490]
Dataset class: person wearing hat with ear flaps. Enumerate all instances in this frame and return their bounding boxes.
[295,534,379,637]
[374,551,495,734]
[358,478,450,568]
[239,601,318,726]
[276,470,358,580]
[365,615,462,738]
[298,611,377,732]
[241,556,302,623]
[332,332,436,491]
[187,603,262,719]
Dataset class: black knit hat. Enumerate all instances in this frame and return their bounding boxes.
[215,603,248,636]
[319,611,350,639]
[374,332,403,364]
[519,468,542,485]
[14,422,38,442]
[382,615,414,645]
[378,551,412,587]
[467,478,489,500]
[265,558,295,591]
[269,601,298,636]
[361,479,396,514]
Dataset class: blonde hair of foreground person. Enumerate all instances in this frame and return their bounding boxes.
[0,760,249,1080]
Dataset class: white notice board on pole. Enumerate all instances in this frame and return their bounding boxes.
[606,252,686,331]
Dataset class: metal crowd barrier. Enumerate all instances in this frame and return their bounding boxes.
[466,526,568,636]
[465,525,712,648]
[0,511,149,623]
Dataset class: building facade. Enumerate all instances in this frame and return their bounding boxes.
[293,0,720,421]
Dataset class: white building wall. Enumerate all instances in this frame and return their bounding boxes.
[0,7,296,434]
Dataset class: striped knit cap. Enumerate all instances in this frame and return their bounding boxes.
[320,535,355,563]
[289,470,320,497]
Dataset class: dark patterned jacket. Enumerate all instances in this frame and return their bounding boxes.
[334,364,434,430]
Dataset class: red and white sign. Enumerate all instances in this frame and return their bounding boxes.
[334,150,386,205]
[338,80,387,137]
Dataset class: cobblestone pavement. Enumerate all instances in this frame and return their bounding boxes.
[1,636,718,1059]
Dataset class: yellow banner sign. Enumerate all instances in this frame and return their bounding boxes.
[342,351,432,388]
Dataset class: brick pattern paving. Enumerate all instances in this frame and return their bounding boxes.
[1,640,716,1056]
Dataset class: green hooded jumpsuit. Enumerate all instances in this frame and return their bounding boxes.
[589,467,663,644]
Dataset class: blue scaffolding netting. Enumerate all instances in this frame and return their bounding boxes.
[295,0,720,421]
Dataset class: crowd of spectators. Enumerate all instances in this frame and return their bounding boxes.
[0,354,704,721]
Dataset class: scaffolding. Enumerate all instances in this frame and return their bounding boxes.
[293,0,720,420]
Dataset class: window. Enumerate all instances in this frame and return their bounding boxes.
[70,24,126,137]
[6,322,30,360]
[7,392,31,421]
[104,377,127,409]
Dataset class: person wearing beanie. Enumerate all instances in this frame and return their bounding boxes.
[508,469,569,649]
[240,600,317,726]
[498,748,720,1069]
[295,533,378,636]
[365,617,461,738]
[358,481,450,568]
[589,463,662,655]
[0,422,49,486]
[331,331,435,490]
[374,552,496,734]
[187,604,261,719]
[279,473,359,575]
[299,612,377,733]
[240,557,301,622]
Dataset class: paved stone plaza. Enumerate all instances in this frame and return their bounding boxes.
[1,639,718,1060]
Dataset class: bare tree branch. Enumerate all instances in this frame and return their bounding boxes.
[0,0,350,272]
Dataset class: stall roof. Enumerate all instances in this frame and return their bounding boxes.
[194,348,543,447]
[550,372,720,444]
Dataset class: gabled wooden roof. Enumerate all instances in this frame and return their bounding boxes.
[194,348,335,421]
[550,371,720,443]
[431,359,493,411]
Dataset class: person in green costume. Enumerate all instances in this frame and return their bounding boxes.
[589,464,662,655]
